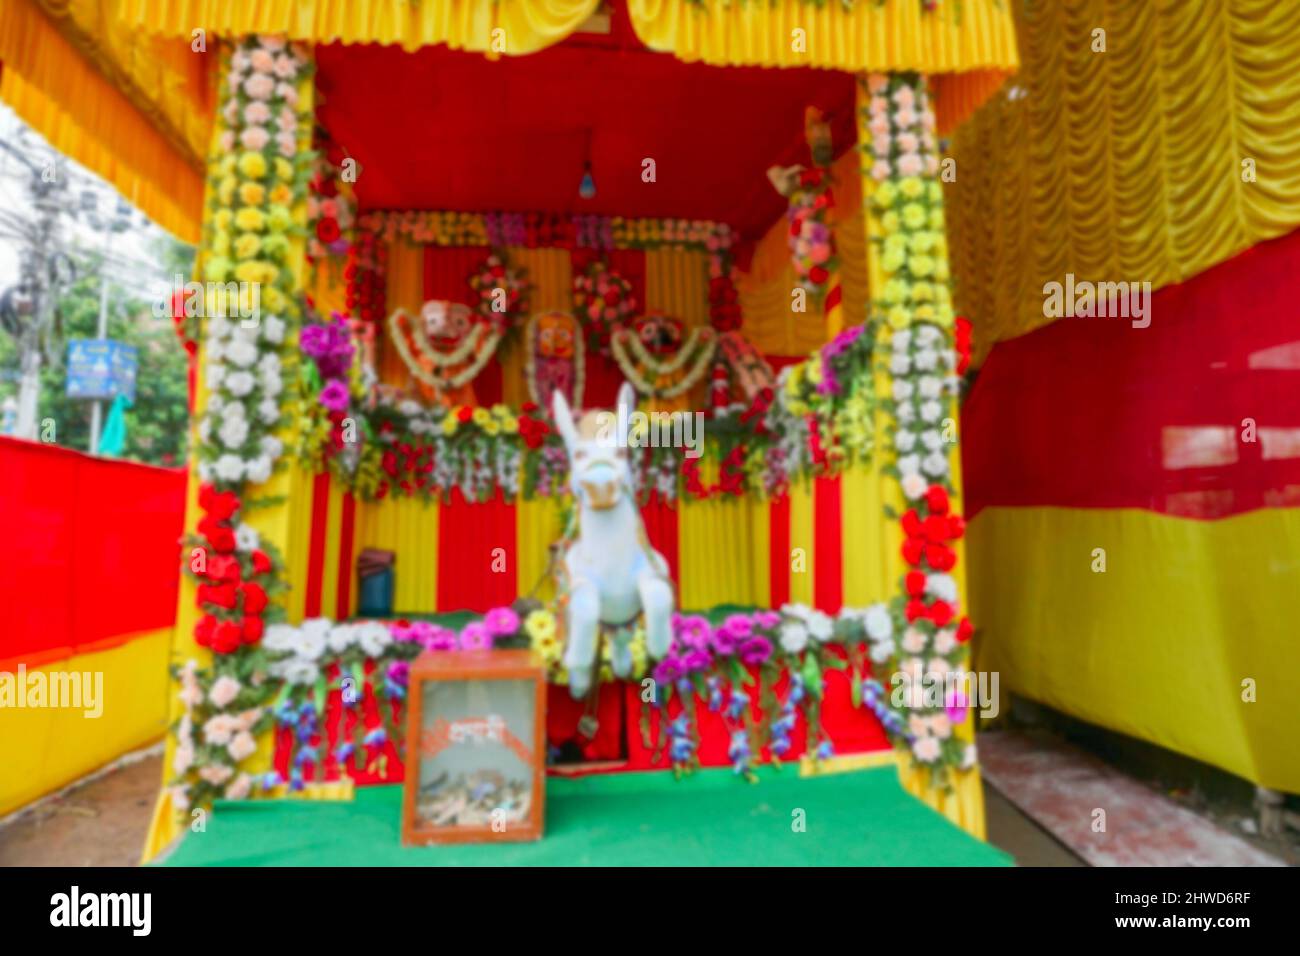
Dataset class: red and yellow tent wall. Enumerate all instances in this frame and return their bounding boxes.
[950,0,1300,794]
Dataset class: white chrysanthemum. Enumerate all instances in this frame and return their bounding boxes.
[235,523,260,552]
[779,621,808,654]
[398,400,421,417]
[258,315,283,344]
[245,455,273,484]
[900,472,927,499]
[326,623,357,654]
[197,460,215,482]
[864,603,893,641]
[919,400,943,423]
[894,430,917,452]
[357,621,391,658]
[261,435,283,459]
[891,380,914,402]
[257,352,280,377]
[198,420,212,444]
[221,401,246,425]
[258,399,281,424]
[896,453,921,477]
[926,573,958,603]
[218,416,249,449]
[225,337,259,368]
[280,658,319,686]
[209,315,233,340]
[214,454,244,482]
[806,610,834,642]
[891,329,912,352]
[922,451,950,477]
[293,621,329,661]
[896,403,916,424]
[261,370,283,398]
[914,348,938,371]
[920,430,943,451]
[263,623,297,653]
[890,353,911,375]
[225,370,256,397]
[207,340,226,363]
[915,324,942,347]
[206,362,227,390]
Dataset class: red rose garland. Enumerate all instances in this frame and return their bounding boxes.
[898,483,973,641]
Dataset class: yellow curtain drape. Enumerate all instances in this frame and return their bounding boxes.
[114,0,601,54]
[739,149,869,357]
[0,0,208,240]
[947,0,1300,365]
[626,0,1018,75]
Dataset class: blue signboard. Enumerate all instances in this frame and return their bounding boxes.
[66,339,138,402]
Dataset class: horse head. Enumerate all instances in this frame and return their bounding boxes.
[552,382,636,512]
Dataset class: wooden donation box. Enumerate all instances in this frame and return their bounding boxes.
[401,650,546,845]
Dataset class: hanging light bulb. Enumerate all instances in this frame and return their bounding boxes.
[578,161,596,200]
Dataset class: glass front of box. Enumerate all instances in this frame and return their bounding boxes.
[414,677,535,832]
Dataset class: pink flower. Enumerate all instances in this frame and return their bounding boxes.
[897,152,924,177]
[240,126,270,151]
[224,774,252,800]
[179,681,203,709]
[871,160,891,181]
[273,54,298,79]
[244,102,271,125]
[208,675,242,708]
[483,607,520,636]
[218,131,235,153]
[249,49,276,74]
[276,133,298,157]
[198,764,234,785]
[897,132,919,154]
[227,731,258,762]
[894,107,918,129]
[458,622,494,651]
[243,73,275,100]
[276,83,299,106]
[172,743,194,776]
[230,51,251,75]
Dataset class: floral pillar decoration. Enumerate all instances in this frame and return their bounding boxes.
[859,72,982,818]
[161,35,318,826]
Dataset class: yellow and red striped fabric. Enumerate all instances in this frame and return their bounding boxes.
[962,230,1300,793]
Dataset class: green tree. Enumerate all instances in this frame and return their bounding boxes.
[0,235,195,467]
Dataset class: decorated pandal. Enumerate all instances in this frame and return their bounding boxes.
[107,4,1027,862]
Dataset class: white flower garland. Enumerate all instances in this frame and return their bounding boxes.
[611,326,717,399]
[387,308,502,392]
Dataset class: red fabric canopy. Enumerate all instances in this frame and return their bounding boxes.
[315,32,856,240]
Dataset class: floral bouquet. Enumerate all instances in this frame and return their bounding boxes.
[468,251,530,335]
[572,260,636,356]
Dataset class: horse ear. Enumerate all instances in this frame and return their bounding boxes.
[551,385,579,450]
[616,382,636,442]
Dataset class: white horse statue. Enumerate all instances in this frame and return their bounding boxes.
[551,383,674,698]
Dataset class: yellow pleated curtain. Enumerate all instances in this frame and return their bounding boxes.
[947,0,1300,365]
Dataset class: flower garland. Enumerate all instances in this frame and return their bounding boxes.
[863,72,975,784]
[468,251,531,333]
[523,312,585,410]
[388,308,502,392]
[172,35,314,813]
[572,260,636,356]
[610,325,717,399]
[345,229,386,325]
[306,156,354,264]
[785,167,837,297]
[294,309,366,483]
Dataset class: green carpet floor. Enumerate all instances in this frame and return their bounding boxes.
[160,766,1012,867]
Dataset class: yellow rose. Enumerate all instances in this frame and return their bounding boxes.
[203,257,232,283]
[888,305,911,329]
[239,182,266,206]
[883,233,909,259]
[262,286,285,313]
[214,209,233,233]
[218,176,238,205]
[500,415,519,434]
[218,155,237,178]
[929,208,945,231]
[441,416,459,437]
[928,181,944,203]
[210,231,231,257]
[266,205,293,233]
[909,255,935,278]
[483,420,500,436]
[234,261,263,284]
[274,158,294,182]
[914,304,936,321]
[880,211,900,234]
[873,181,897,209]
[881,248,905,273]
[805,359,823,384]
[471,406,491,427]
[237,151,268,180]
[234,233,261,260]
[910,281,935,303]
[234,207,265,232]
[270,184,293,207]
[899,176,925,199]
[901,203,927,230]
[882,279,909,305]
[934,259,950,281]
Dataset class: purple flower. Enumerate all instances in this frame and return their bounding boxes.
[388,621,414,643]
[386,660,410,687]
[672,614,712,651]
[422,625,458,652]
[652,655,686,686]
[722,614,754,640]
[483,607,520,637]
[738,636,773,666]
[754,611,781,630]
[319,378,350,412]
[299,324,327,357]
[458,622,494,651]
[681,648,713,672]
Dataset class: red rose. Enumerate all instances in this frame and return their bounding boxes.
[905,599,927,622]
[925,543,956,572]
[198,582,238,610]
[927,600,955,627]
[241,615,264,644]
[522,401,538,413]
[956,617,974,644]
[208,554,242,584]
[924,485,949,515]
[457,406,473,423]
[207,526,236,554]
[316,217,341,244]
[204,489,240,522]
[922,514,951,544]
[947,515,967,540]
[194,614,217,647]
[905,570,927,598]
[375,481,389,500]
[603,288,621,306]
[240,582,268,615]
[809,266,829,285]
[902,538,925,567]
[212,620,243,654]
[900,509,923,539]
[251,550,273,575]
